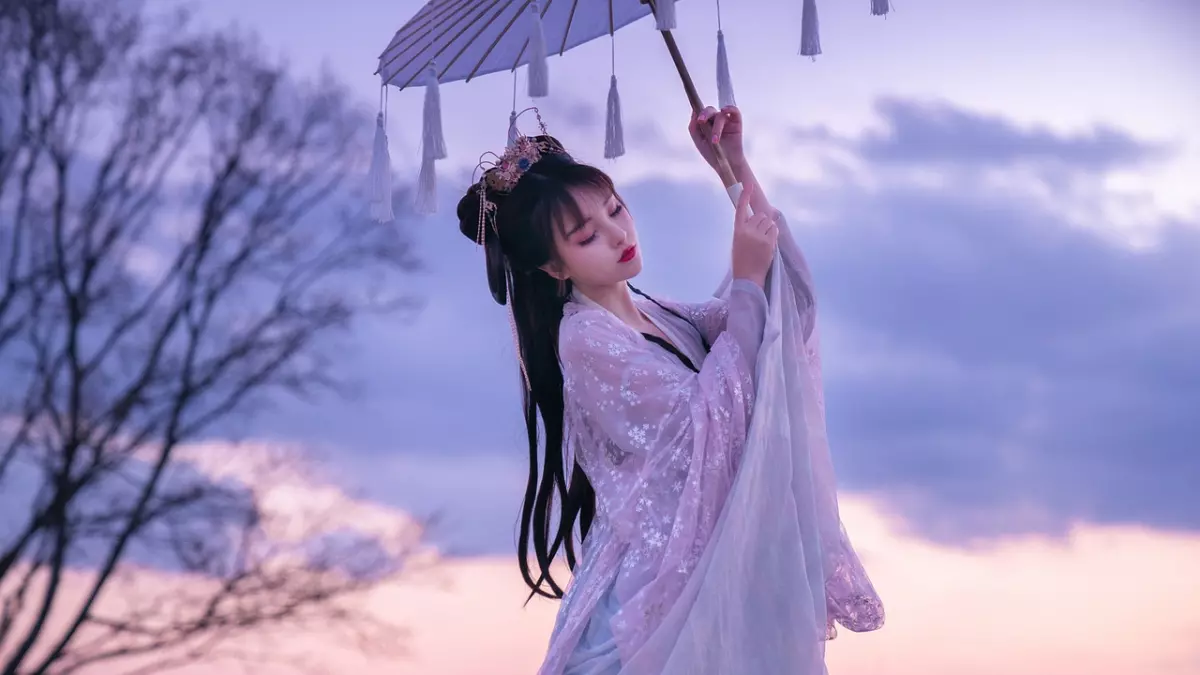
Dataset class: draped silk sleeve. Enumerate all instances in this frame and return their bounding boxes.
[540,203,883,675]
[560,279,767,462]
[662,213,815,348]
[772,212,884,638]
[670,296,729,347]
[612,206,883,675]
[557,281,767,663]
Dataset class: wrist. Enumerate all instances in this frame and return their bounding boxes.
[729,159,752,182]
[733,272,767,290]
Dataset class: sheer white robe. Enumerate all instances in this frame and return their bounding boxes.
[541,197,883,675]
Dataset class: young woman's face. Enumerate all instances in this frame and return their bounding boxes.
[545,185,641,292]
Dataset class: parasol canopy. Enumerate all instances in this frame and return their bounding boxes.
[376,0,677,93]
[369,0,892,219]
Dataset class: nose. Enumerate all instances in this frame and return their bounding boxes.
[600,221,627,247]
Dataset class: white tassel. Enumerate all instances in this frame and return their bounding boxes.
[367,112,394,223]
[604,75,625,159]
[871,0,890,16]
[716,30,736,109]
[415,153,437,215]
[655,0,677,31]
[800,0,821,57]
[422,63,447,160]
[507,110,519,147]
[412,63,445,215]
[527,2,549,98]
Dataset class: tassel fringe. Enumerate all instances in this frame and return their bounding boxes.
[507,110,519,147]
[367,111,394,223]
[655,0,677,31]
[410,63,446,215]
[871,0,890,16]
[716,30,736,109]
[422,64,447,160]
[415,154,437,215]
[604,75,625,159]
[800,0,821,57]
[527,2,549,97]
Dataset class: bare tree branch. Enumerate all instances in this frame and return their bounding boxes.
[0,1,423,673]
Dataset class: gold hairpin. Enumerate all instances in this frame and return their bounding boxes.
[471,107,563,246]
[469,107,564,393]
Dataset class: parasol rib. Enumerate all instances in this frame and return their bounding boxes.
[559,0,582,56]
[505,0,559,78]
[382,0,501,89]
[465,0,535,82]
[376,1,441,62]
[395,0,518,90]
[377,0,472,72]
[442,0,523,76]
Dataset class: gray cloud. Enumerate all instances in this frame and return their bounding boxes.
[856,97,1174,171]
[538,96,600,131]
[234,98,1197,555]
[534,96,691,162]
[805,182,1199,542]
[772,99,1199,542]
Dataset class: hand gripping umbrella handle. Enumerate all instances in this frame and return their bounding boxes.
[641,0,740,192]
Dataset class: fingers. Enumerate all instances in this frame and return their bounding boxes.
[735,182,754,225]
[691,105,740,143]
[750,213,776,235]
[695,106,728,139]
[710,113,727,144]
[698,106,737,123]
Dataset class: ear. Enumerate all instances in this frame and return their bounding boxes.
[540,260,569,281]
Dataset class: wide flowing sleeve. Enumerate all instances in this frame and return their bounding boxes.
[586,202,883,675]
[558,281,767,662]
[704,211,816,345]
[773,211,818,342]
[665,296,729,348]
[771,210,884,637]
[560,280,766,465]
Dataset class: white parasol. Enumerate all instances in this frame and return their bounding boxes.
[370,0,892,219]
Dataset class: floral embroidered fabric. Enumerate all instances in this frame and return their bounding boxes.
[539,212,884,675]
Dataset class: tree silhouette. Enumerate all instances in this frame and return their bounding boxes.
[0,1,421,673]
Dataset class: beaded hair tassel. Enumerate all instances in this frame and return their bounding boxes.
[472,107,566,392]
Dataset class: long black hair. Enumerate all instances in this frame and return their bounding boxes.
[457,140,605,600]
[456,138,707,601]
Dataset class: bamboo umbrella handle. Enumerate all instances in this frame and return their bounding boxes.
[641,0,740,190]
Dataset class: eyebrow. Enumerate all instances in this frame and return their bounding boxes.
[565,216,592,237]
[565,195,615,237]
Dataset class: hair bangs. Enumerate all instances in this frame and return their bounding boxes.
[549,166,619,240]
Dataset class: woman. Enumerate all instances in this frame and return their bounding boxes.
[456,106,883,675]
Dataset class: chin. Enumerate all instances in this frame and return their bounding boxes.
[618,257,643,280]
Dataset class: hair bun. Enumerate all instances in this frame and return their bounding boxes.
[455,183,485,243]
[456,184,508,306]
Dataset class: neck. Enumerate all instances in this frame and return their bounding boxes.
[575,281,641,327]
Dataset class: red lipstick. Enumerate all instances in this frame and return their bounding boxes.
[619,245,637,263]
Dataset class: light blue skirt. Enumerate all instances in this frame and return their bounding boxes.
[563,575,622,675]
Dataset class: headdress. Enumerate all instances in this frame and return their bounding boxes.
[471,107,566,247]
[470,107,567,391]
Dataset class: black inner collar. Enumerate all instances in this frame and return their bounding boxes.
[641,333,699,373]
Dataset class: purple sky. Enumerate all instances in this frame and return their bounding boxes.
[164,0,1200,556]
[1,2,1198,673]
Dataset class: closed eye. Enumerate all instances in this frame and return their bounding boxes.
[577,203,622,245]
